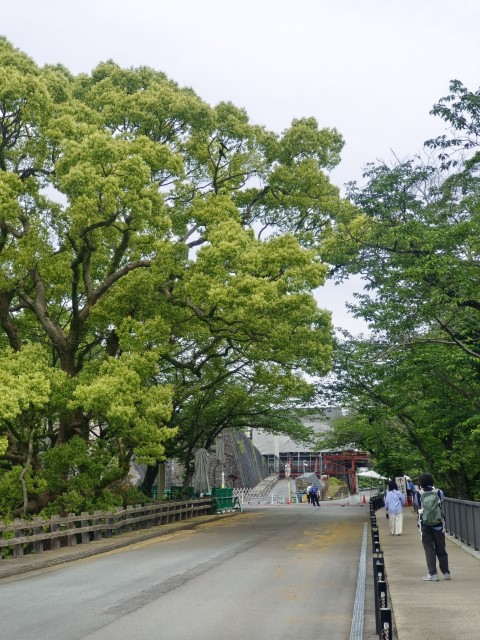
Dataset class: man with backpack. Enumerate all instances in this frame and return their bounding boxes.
[418,473,451,582]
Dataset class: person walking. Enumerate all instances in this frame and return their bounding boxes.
[306,483,312,504]
[384,480,406,535]
[406,478,415,506]
[310,483,320,506]
[418,472,451,582]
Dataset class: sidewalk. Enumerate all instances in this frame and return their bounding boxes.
[378,506,480,640]
[0,512,237,581]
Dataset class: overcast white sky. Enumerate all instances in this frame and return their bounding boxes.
[2,0,479,333]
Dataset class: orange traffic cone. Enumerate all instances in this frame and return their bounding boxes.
[362,494,367,505]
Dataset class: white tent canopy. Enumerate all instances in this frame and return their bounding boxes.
[357,470,388,480]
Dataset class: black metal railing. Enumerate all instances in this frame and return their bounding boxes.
[443,497,480,551]
[370,499,393,640]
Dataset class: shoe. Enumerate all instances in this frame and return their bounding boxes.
[443,573,451,580]
[423,574,439,581]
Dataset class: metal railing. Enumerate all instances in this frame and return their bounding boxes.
[443,497,480,551]
[370,499,393,640]
[233,487,299,505]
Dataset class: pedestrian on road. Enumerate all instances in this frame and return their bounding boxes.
[384,480,406,535]
[306,483,312,504]
[418,472,451,582]
[406,478,415,506]
[310,484,320,506]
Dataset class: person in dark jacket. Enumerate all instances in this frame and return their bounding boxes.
[310,484,320,506]
[418,472,451,582]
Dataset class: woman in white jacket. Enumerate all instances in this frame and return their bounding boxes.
[385,480,406,535]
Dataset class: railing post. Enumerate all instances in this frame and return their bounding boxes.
[80,512,90,544]
[13,518,24,558]
[67,513,77,547]
[377,580,388,609]
[92,511,102,540]
[379,608,393,640]
[50,515,61,550]
[373,559,385,634]
[32,518,44,554]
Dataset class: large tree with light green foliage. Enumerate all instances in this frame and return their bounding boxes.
[0,37,348,516]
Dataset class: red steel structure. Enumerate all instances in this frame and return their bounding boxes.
[276,449,369,494]
[321,450,369,494]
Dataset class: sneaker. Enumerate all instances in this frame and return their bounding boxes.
[423,574,439,581]
[443,573,451,580]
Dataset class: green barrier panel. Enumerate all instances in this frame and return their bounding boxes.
[212,487,233,511]
[168,486,196,500]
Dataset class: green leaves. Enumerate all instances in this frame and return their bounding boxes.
[276,117,344,170]
[0,345,53,420]
[320,81,480,498]
[0,39,348,515]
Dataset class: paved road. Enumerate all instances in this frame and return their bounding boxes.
[0,504,370,640]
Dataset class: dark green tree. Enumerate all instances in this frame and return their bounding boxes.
[319,81,480,499]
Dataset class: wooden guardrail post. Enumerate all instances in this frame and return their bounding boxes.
[50,515,61,550]
[13,518,24,558]
[80,512,91,544]
[92,511,102,541]
[32,518,44,554]
[67,513,77,547]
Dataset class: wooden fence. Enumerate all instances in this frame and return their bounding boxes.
[0,498,214,559]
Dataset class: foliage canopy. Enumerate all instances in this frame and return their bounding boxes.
[320,80,480,499]
[0,38,344,516]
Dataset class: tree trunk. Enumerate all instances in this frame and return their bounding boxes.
[141,463,159,498]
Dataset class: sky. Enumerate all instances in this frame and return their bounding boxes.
[2,0,479,333]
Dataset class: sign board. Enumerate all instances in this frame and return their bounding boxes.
[395,476,407,497]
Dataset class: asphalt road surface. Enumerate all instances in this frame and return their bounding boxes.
[0,504,369,640]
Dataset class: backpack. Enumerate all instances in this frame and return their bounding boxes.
[310,485,318,494]
[421,490,442,526]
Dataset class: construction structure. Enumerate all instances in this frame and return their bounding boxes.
[321,449,369,494]
[251,407,369,493]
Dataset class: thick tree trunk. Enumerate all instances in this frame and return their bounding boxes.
[141,464,159,498]
[56,407,89,445]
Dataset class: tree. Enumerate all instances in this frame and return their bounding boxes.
[319,81,480,498]
[0,39,344,515]
[320,334,480,498]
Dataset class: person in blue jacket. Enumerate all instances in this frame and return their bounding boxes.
[310,483,320,506]
[384,480,406,535]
